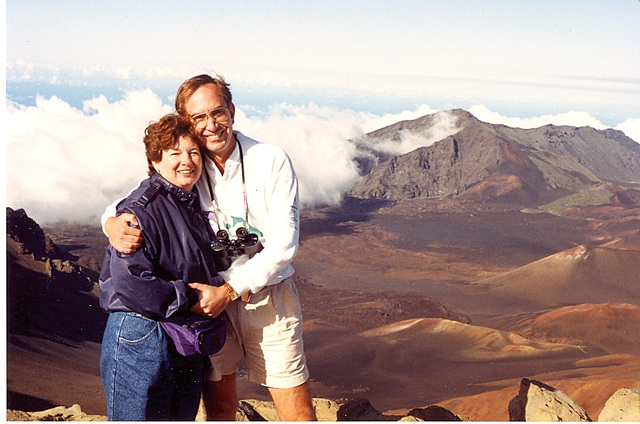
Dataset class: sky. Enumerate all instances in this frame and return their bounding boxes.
[4,0,640,224]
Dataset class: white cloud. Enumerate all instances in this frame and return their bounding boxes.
[5,91,640,225]
[235,103,362,206]
[115,67,132,79]
[468,105,640,143]
[358,105,440,134]
[615,118,640,144]
[6,91,171,224]
[360,110,462,156]
[468,105,609,130]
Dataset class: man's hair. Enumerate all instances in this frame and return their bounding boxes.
[144,113,199,175]
[175,73,233,116]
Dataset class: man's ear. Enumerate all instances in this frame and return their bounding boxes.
[229,102,236,125]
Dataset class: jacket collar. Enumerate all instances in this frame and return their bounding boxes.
[150,172,199,207]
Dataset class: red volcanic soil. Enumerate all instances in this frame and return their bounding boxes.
[6,201,639,420]
[304,317,606,410]
[297,202,639,322]
[460,173,538,204]
[513,303,640,354]
[434,303,640,420]
[294,202,639,418]
[451,245,640,317]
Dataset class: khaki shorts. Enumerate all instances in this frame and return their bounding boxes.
[205,278,310,389]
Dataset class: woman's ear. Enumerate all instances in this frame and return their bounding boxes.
[151,161,161,174]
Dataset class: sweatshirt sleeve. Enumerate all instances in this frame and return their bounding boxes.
[222,150,299,295]
[106,207,197,320]
[100,177,146,235]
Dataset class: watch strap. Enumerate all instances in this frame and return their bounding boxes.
[223,282,239,301]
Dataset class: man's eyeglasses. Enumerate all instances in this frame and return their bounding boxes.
[190,108,230,127]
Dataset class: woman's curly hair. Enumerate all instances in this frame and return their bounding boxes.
[143,113,201,175]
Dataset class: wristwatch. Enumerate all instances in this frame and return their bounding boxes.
[223,283,239,301]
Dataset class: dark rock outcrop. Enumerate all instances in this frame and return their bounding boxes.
[336,398,386,421]
[6,207,58,259]
[407,405,463,421]
[6,208,105,342]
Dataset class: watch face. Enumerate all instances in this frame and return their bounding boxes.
[224,283,238,300]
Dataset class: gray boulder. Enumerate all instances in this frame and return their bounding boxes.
[508,378,591,421]
[597,388,640,422]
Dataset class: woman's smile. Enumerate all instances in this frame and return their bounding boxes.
[152,135,203,191]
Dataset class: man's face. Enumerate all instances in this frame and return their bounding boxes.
[185,84,236,163]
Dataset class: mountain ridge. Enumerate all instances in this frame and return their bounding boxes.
[350,109,640,205]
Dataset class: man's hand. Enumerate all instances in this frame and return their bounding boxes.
[189,283,231,318]
[105,213,144,254]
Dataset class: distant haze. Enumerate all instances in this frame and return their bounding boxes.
[7,1,640,124]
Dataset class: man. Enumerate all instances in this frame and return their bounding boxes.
[102,74,316,421]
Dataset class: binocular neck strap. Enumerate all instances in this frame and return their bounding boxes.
[237,140,250,228]
[204,135,251,232]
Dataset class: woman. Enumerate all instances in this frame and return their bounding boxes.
[99,114,224,421]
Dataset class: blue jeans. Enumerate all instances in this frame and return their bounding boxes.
[100,312,205,421]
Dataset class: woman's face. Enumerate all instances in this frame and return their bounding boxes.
[152,135,202,191]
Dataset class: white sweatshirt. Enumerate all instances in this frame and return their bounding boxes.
[101,131,300,296]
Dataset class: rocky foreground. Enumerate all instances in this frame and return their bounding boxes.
[7,379,639,422]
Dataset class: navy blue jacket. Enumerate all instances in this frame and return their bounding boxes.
[99,172,224,321]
